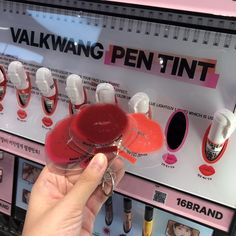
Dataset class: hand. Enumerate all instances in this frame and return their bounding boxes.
[22,153,124,236]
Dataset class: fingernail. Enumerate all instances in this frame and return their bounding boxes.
[90,153,107,171]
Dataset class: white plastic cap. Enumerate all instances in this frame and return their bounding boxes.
[8,61,28,90]
[208,108,236,144]
[95,83,116,104]
[65,74,85,105]
[36,67,56,97]
[128,92,150,114]
[0,70,4,83]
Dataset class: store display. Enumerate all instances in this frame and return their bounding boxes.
[93,193,214,236]
[0,0,236,235]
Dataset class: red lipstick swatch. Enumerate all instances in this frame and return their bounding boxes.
[199,164,215,176]
[70,104,128,145]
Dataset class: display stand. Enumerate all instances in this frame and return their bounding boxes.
[1,1,236,235]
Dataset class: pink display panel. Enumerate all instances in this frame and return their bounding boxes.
[116,174,235,232]
[106,0,236,17]
[0,130,234,231]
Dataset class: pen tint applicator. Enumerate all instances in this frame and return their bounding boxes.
[8,61,29,90]
[95,83,117,104]
[0,69,6,100]
[70,103,128,145]
[8,61,31,107]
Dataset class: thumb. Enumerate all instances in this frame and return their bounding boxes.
[62,153,108,211]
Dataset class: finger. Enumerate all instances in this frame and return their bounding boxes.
[87,157,125,215]
[61,153,108,211]
[80,158,125,234]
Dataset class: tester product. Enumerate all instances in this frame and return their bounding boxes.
[65,74,86,114]
[36,67,57,114]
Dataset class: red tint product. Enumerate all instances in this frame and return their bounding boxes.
[8,61,31,108]
[0,68,6,100]
[70,103,128,145]
[45,103,164,174]
[66,74,87,114]
[36,67,58,115]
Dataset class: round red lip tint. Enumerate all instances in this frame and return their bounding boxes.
[70,103,128,145]
[45,116,84,165]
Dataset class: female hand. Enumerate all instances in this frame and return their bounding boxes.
[22,153,124,236]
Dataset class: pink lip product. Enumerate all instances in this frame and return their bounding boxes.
[36,67,57,114]
[65,74,86,114]
[105,196,113,226]
[128,92,151,118]
[204,108,236,163]
[8,61,31,107]
[95,83,117,104]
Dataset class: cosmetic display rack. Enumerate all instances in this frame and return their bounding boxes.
[1,0,236,235]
